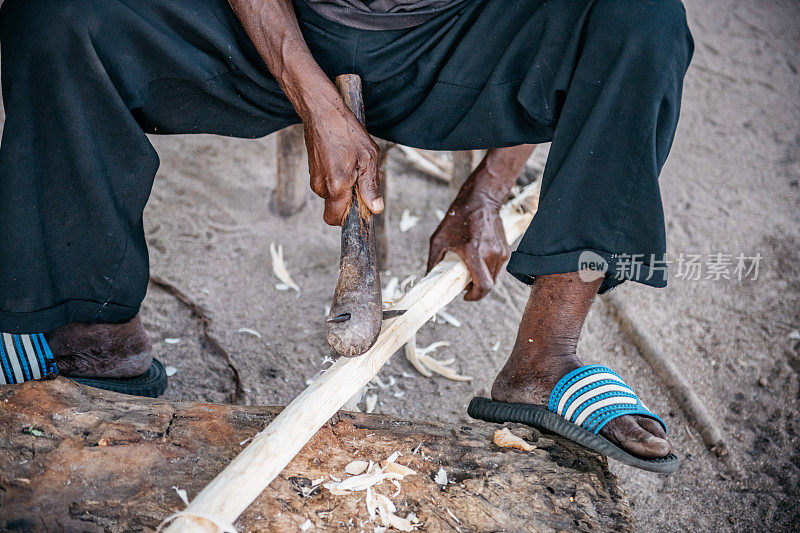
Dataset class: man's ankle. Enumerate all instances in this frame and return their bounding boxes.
[44,316,152,379]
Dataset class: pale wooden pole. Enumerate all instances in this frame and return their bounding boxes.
[274,124,308,217]
[165,182,540,533]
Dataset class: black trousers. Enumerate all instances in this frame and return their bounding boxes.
[0,0,693,333]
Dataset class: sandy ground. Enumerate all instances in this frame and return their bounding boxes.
[2,0,798,531]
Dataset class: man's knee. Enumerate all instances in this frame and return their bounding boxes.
[588,0,693,67]
[0,0,102,58]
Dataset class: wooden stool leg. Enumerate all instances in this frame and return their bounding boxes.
[373,140,395,271]
[450,150,479,199]
[274,124,307,217]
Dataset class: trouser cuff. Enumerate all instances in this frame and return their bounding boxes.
[0,301,139,334]
[507,249,668,294]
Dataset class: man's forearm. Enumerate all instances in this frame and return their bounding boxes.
[467,145,537,204]
[227,0,342,123]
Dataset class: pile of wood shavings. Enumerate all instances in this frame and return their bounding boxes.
[381,276,471,382]
[322,451,420,531]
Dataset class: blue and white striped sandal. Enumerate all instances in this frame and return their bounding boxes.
[469,364,679,473]
[1,333,168,397]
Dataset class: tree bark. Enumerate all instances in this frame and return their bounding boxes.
[0,378,632,532]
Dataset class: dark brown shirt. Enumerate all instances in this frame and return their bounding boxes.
[300,0,467,30]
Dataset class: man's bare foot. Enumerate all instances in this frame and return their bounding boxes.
[44,316,152,379]
[491,272,672,459]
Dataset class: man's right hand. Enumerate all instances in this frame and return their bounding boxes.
[305,105,384,226]
[226,0,383,226]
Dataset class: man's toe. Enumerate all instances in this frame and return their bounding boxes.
[635,416,676,455]
[602,416,671,459]
[636,416,667,439]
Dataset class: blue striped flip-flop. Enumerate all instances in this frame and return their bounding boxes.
[468,364,679,473]
[0,332,167,398]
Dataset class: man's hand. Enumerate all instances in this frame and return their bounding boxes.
[227,0,383,226]
[427,145,536,300]
[305,106,384,226]
[427,182,510,300]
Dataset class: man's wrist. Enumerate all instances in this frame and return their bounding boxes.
[278,63,342,124]
[462,172,513,208]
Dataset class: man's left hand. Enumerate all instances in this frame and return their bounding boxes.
[427,183,510,301]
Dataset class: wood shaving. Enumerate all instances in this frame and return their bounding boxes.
[388,514,415,532]
[390,479,402,497]
[269,242,300,293]
[371,375,396,389]
[382,277,402,304]
[345,460,369,476]
[405,337,466,380]
[375,493,396,514]
[366,486,378,521]
[365,393,378,414]
[325,452,420,530]
[343,388,364,412]
[171,485,189,506]
[399,275,417,292]
[157,511,237,533]
[236,327,262,338]
[399,209,420,233]
[417,341,449,356]
[417,354,472,381]
[435,309,462,327]
[434,468,448,486]
[404,336,432,378]
[447,508,461,524]
[493,428,535,452]
[382,462,416,477]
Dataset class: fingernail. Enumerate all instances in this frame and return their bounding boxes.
[373,198,384,212]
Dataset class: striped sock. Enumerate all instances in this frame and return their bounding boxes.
[0,333,58,385]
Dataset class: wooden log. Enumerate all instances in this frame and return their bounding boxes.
[164,182,541,532]
[0,378,632,532]
[274,124,308,217]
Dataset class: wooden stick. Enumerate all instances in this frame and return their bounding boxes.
[394,144,452,183]
[412,149,454,174]
[602,291,724,452]
[165,183,540,532]
[274,124,308,217]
